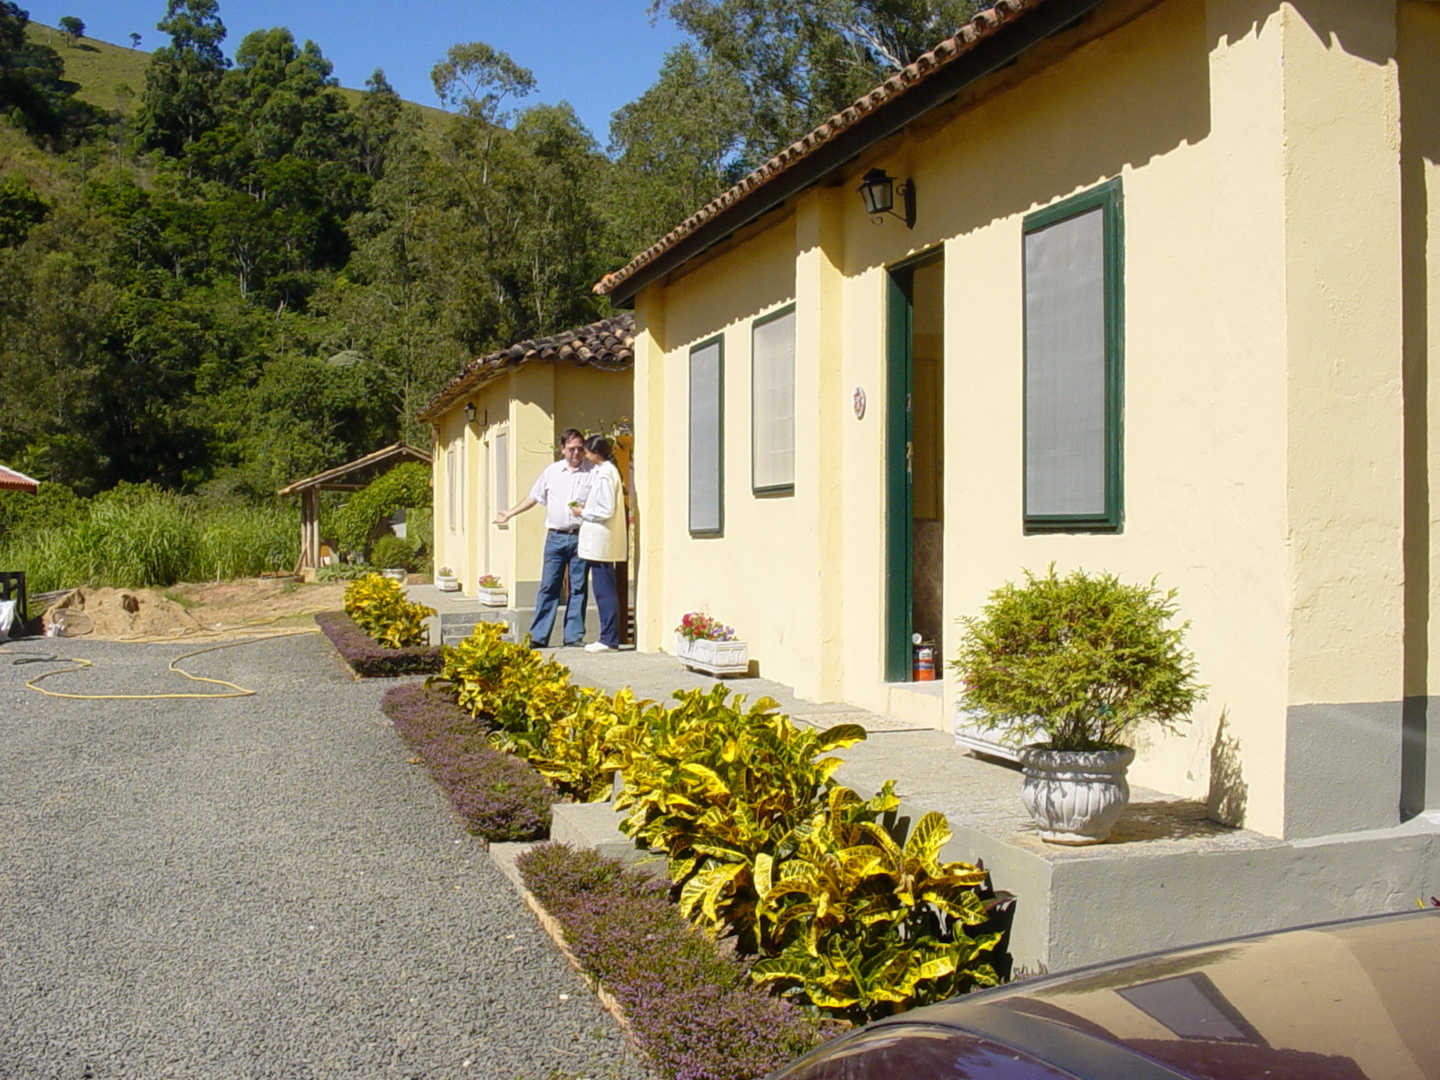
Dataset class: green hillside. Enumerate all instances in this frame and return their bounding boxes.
[24,23,148,114]
[23,22,449,125]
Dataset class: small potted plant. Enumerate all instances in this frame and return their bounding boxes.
[951,566,1206,844]
[477,573,508,607]
[434,566,459,591]
[674,611,748,676]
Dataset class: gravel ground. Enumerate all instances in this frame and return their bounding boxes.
[0,631,653,1080]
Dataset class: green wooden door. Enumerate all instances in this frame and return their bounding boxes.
[885,268,914,682]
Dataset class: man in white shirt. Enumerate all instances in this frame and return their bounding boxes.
[494,428,593,647]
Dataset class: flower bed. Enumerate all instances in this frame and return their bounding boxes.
[315,610,443,677]
[380,682,552,841]
[518,843,832,1080]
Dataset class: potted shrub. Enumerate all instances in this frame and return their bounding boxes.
[434,566,459,591]
[951,566,1206,844]
[370,534,416,582]
[477,573,508,607]
[674,611,749,676]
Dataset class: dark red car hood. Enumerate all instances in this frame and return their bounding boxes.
[773,910,1440,1080]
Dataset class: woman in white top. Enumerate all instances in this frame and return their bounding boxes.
[572,434,627,651]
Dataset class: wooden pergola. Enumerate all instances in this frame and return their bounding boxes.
[278,443,431,574]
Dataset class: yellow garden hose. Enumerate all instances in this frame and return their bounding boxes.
[3,625,322,700]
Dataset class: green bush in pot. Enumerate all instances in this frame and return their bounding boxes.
[951,565,1206,752]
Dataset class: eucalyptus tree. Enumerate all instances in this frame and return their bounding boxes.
[135,0,229,156]
[605,43,749,258]
[650,0,986,157]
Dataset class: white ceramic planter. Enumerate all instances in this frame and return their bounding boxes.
[381,568,407,583]
[434,574,459,592]
[1018,745,1135,845]
[674,633,749,676]
[478,586,508,608]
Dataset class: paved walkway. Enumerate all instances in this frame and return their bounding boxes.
[548,643,1272,859]
[0,632,650,1080]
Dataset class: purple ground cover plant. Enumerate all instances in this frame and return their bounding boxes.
[381,682,552,841]
[315,610,443,677]
[518,843,834,1080]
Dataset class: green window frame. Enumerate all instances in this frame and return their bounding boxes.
[689,334,725,536]
[751,303,796,495]
[1022,177,1124,532]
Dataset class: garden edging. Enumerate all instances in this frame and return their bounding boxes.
[488,842,651,1071]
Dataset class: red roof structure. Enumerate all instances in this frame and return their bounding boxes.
[594,0,1091,306]
[0,465,38,494]
[417,313,635,423]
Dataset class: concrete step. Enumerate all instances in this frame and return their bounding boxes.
[884,679,946,730]
[550,801,665,875]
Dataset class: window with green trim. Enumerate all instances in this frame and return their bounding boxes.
[1022,178,1124,532]
[751,304,795,494]
[689,336,724,535]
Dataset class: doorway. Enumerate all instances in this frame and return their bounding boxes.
[885,255,945,681]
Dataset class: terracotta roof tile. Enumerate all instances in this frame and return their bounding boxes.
[417,312,636,423]
[0,464,39,493]
[593,0,1050,299]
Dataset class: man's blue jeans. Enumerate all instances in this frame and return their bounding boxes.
[528,529,587,647]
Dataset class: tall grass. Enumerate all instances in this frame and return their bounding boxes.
[0,486,299,592]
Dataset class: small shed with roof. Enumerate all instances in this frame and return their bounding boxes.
[278,443,432,575]
[417,314,635,608]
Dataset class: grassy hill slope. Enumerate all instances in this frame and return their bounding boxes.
[24,23,149,115]
[22,22,450,125]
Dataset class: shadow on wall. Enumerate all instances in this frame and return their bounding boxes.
[1212,0,1401,69]
[915,0,1213,263]
[1401,0,1437,818]
[1207,709,1248,828]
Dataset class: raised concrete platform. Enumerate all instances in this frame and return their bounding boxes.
[546,645,1440,974]
[408,584,600,646]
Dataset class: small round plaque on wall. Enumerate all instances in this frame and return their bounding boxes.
[853,386,867,420]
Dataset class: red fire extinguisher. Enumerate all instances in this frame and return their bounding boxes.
[912,633,936,681]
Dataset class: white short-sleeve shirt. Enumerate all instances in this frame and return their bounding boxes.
[528,459,593,532]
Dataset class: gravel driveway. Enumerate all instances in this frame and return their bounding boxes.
[0,632,651,1080]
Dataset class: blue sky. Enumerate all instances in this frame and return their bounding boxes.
[22,0,688,145]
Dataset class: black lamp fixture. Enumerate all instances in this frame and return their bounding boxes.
[858,168,915,229]
[463,402,477,424]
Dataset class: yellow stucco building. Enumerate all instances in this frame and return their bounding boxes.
[596,0,1440,841]
[420,315,634,612]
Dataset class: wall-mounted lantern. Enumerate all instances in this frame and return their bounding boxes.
[464,402,477,424]
[858,168,915,229]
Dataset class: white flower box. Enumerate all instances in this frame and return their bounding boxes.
[675,633,749,677]
[381,568,407,583]
[434,573,459,592]
[478,586,508,608]
[953,704,1021,763]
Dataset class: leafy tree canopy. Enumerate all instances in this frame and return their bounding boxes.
[647,0,985,163]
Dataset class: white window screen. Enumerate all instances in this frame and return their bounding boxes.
[494,431,509,518]
[1024,205,1107,519]
[446,447,457,533]
[457,439,465,534]
[752,308,795,491]
[689,338,724,534]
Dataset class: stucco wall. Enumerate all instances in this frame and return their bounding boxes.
[632,0,1423,838]
[642,220,802,668]
[429,364,631,603]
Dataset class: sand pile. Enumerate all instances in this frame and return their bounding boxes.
[45,588,204,639]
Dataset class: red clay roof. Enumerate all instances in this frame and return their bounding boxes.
[0,465,39,493]
[593,0,1056,300]
[417,313,636,423]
